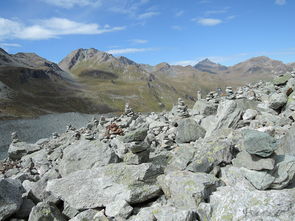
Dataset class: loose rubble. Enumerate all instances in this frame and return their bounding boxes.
[1,71,295,220]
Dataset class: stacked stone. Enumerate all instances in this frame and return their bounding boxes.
[225,86,235,99]
[122,126,150,165]
[232,129,295,190]
[11,132,20,143]
[84,130,94,140]
[206,91,214,101]
[124,103,136,117]
[197,90,202,100]
[175,98,189,118]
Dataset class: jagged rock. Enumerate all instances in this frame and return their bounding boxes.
[243,129,277,157]
[219,166,255,190]
[271,155,295,189]
[26,169,60,202]
[62,202,79,219]
[0,179,24,220]
[157,171,222,209]
[191,100,217,116]
[268,93,287,110]
[241,167,275,190]
[28,202,66,221]
[110,138,127,159]
[128,141,149,153]
[273,73,292,86]
[8,142,40,161]
[232,151,275,171]
[277,125,295,156]
[175,118,206,143]
[124,150,150,165]
[47,163,163,210]
[206,100,243,136]
[14,198,35,219]
[208,185,295,220]
[123,126,148,143]
[152,206,196,221]
[58,139,119,176]
[167,137,235,173]
[242,109,258,120]
[69,209,108,221]
[105,200,133,218]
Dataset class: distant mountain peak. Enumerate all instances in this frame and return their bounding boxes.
[194,58,227,74]
[117,56,137,66]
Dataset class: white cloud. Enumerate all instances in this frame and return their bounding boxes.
[109,0,149,15]
[107,48,155,55]
[0,17,125,40]
[171,25,183,31]
[275,0,286,5]
[0,43,21,47]
[195,18,222,26]
[175,10,184,17]
[173,60,199,66]
[130,39,148,44]
[40,0,102,8]
[137,12,159,19]
[205,9,228,15]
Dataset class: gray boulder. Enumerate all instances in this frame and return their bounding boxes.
[28,169,60,202]
[232,151,275,171]
[69,209,107,221]
[105,200,133,219]
[14,198,35,219]
[0,179,23,220]
[268,93,287,110]
[277,125,295,156]
[243,129,277,157]
[58,139,119,176]
[123,126,148,143]
[8,142,40,161]
[167,137,235,173]
[241,168,275,190]
[28,202,66,221]
[47,163,162,210]
[191,100,217,116]
[157,171,222,209]
[175,118,206,143]
[124,150,150,165]
[153,206,196,221]
[273,73,292,86]
[208,185,295,220]
[242,109,258,120]
[206,100,243,137]
[271,155,295,189]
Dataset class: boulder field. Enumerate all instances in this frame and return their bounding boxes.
[1,72,295,220]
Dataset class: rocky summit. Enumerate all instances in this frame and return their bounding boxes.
[1,71,295,221]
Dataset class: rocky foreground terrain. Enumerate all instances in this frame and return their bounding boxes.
[1,71,295,220]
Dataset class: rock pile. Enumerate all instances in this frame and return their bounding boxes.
[1,72,295,220]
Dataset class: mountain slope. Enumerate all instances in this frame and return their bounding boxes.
[0,48,112,119]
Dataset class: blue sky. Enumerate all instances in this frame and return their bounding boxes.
[0,0,294,66]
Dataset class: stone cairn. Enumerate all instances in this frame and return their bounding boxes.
[225,86,235,99]
[124,103,136,117]
[175,98,189,118]
[11,132,20,143]
[232,129,290,190]
[123,127,150,165]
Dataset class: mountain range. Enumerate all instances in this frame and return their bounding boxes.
[0,47,293,119]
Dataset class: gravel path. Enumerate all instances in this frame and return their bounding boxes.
[0,112,103,160]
